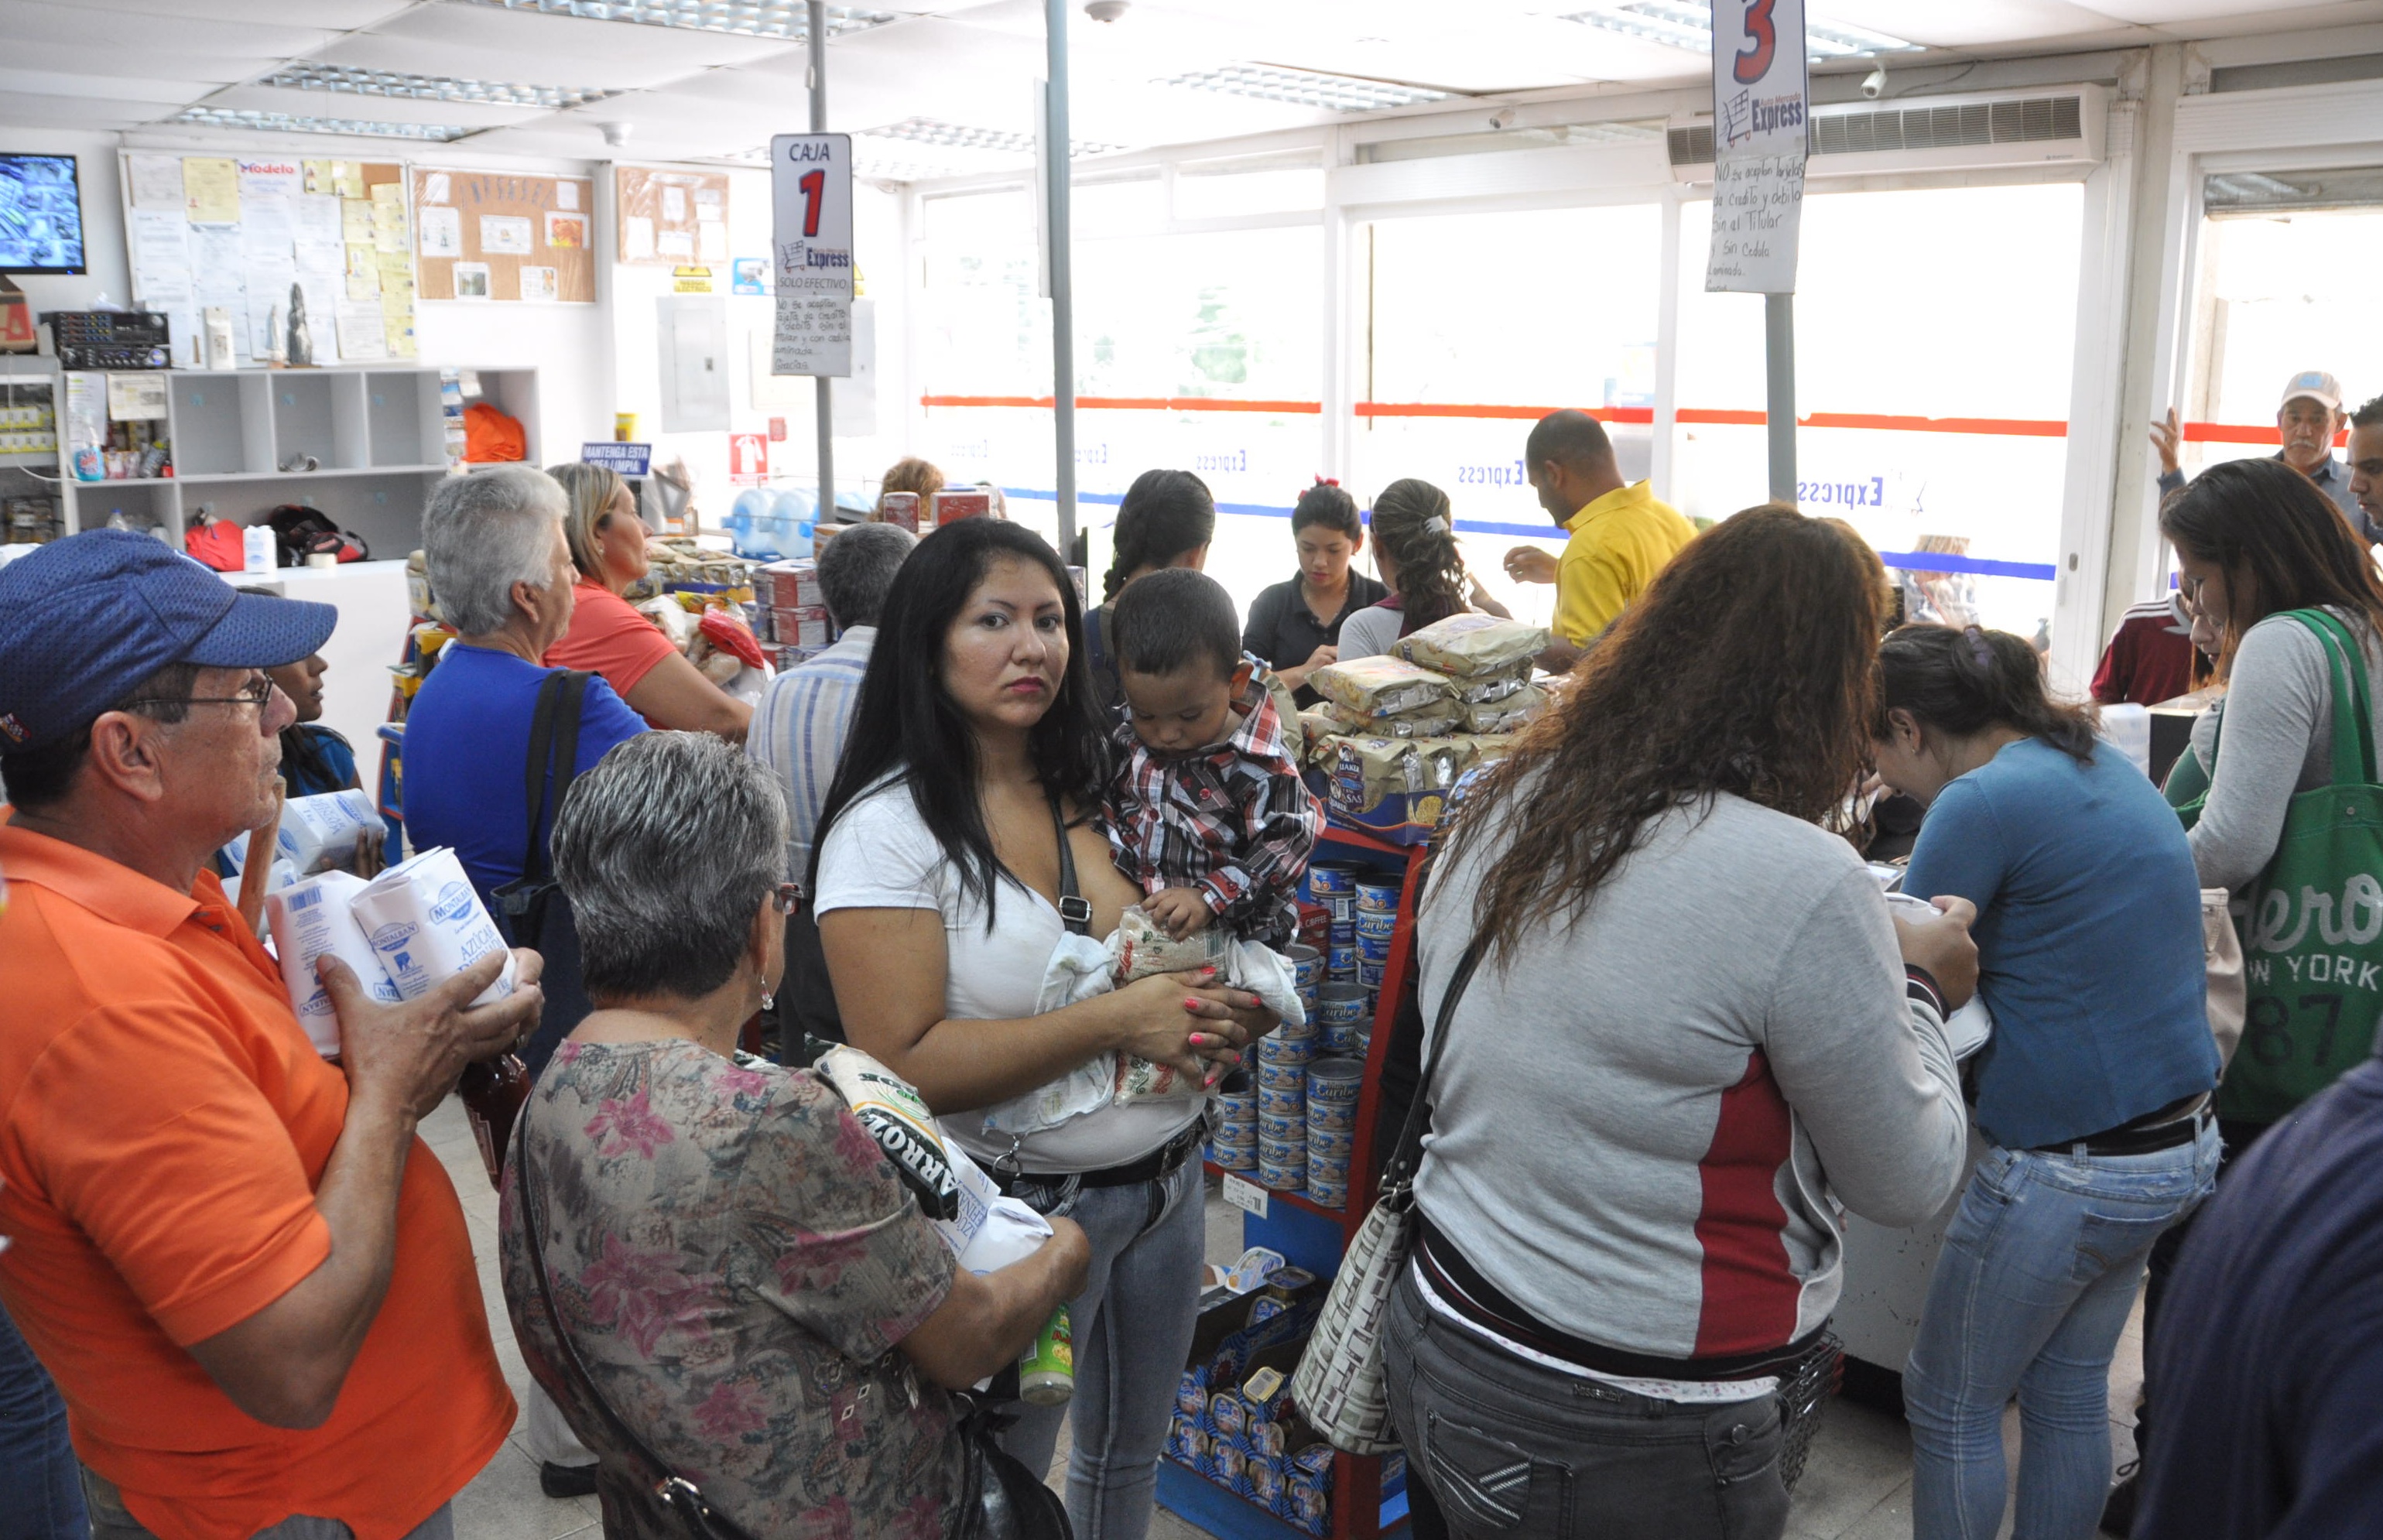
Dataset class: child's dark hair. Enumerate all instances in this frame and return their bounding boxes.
[1877,622,2097,762]
[1113,567,1241,681]
[1102,469,1215,601]
[1292,478,1360,540]
[1369,478,1467,631]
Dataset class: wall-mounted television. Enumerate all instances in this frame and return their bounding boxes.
[0,154,87,275]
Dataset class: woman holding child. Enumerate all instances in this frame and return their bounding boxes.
[811,517,1282,1540]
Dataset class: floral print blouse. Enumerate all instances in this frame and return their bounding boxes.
[498,1038,962,1538]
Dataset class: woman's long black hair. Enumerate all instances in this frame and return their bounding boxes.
[1877,623,2098,763]
[1101,469,1214,601]
[2160,455,2383,672]
[809,518,1113,923]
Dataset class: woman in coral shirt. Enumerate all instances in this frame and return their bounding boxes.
[543,462,752,741]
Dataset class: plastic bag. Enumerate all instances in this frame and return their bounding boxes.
[1307,656,1453,720]
[1392,614,1549,677]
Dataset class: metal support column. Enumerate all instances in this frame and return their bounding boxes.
[808,0,834,519]
[1765,292,1796,504]
[1045,0,1077,556]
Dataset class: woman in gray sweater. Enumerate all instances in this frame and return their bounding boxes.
[1387,506,1980,1540]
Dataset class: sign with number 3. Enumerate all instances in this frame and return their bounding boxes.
[1706,0,1809,295]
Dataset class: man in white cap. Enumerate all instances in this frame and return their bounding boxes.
[2150,370,2373,541]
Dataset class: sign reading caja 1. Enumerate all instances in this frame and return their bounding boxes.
[769,133,854,378]
[1706,0,1809,295]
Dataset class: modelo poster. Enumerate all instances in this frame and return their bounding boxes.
[1706,0,1809,296]
[769,133,853,378]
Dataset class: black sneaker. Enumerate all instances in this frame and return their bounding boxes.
[540,1460,599,1499]
[2100,1463,2140,1537]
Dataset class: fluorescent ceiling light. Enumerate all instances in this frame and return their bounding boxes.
[859,118,1124,158]
[1564,2,1919,60]
[460,0,896,41]
[1159,63,1453,112]
[259,63,618,111]
[171,107,474,140]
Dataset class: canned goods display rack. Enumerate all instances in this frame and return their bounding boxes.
[1162,819,1430,1540]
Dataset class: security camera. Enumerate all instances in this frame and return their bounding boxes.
[1861,65,1888,99]
[1488,108,1518,130]
[1084,0,1129,20]
[600,121,633,148]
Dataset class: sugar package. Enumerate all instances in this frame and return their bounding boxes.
[933,1143,1055,1274]
[273,789,382,876]
[350,847,517,1008]
[265,870,401,1056]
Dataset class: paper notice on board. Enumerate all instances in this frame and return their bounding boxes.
[545,211,587,249]
[657,230,694,260]
[191,225,245,302]
[479,214,533,255]
[128,155,183,211]
[337,301,389,361]
[341,198,374,242]
[663,185,686,224]
[183,158,238,224]
[238,159,301,211]
[130,210,193,306]
[107,373,169,423]
[371,184,408,254]
[418,206,463,259]
[299,276,341,362]
[556,180,580,212]
[624,216,655,262]
[422,171,451,205]
[303,159,333,194]
[294,196,344,273]
[333,162,364,199]
[519,266,558,303]
[345,246,381,299]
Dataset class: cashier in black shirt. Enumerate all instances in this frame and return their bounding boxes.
[1241,480,1388,707]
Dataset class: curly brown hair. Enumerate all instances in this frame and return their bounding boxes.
[1432,505,1887,964]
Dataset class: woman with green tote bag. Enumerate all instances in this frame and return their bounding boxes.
[2105,453,2383,1537]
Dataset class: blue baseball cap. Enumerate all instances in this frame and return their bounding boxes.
[0,529,337,751]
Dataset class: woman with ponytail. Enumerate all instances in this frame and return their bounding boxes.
[1335,478,1509,661]
[1082,468,1215,712]
[1875,623,2220,1540]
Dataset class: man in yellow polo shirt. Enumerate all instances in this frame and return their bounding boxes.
[1502,409,1697,672]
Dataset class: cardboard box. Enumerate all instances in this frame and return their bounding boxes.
[755,559,824,610]
[932,488,991,525]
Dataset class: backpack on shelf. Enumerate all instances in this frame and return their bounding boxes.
[265,505,369,566]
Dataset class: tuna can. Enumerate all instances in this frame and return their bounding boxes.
[1257,1111,1306,1144]
[1358,956,1385,991]
[1284,942,1322,991]
[1213,1142,1257,1172]
[1213,1119,1257,1148]
[1307,1127,1358,1159]
[1354,877,1401,914]
[1305,1175,1347,1210]
[1256,1155,1306,1192]
[1257,1060,1306,1093]
[1354,909,1397,943]
[1217,1088,1259,1121]
[1356,932,1393,964]
[1306,1056,1362,1102]
[1306,861,1363,902]
[1329,919,1355,947]
[1305,1099,1355,1133]
[1258,1032,1314,1068]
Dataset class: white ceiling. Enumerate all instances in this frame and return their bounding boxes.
[3,0,2381,176]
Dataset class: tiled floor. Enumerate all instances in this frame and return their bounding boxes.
[426,1101,2141,1540]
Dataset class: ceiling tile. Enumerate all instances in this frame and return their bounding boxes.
[354,4,803,80]
[0,67,217,107]
[2,39,276,88]
[0,91,158,131]
[0,0,334,57]
[84,0,412,25]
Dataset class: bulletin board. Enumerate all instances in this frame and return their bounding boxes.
[615,166,731,269]
[412,167,597,303]
[118,152,416,367]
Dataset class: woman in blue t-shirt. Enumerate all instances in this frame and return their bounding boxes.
[1873,623,2221,1540]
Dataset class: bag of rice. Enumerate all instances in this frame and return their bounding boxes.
[1317,698,1464,739]
[813,1045,962,1220]
[1393,614,1549,677]
[1464,683,1546,734]
[1452,662,1535,704]
[1308,655,1453,719]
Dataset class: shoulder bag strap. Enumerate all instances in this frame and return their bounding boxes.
[518,672,566,888]
[1378,935,1485,1196]
[2292,609,2378,785]
[1048,795,1093,936]
[513,1105,757,1540]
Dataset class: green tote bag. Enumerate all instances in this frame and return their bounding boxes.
[2175,608,2383,1123]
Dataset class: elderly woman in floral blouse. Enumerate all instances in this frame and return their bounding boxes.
[499,732,1088,1537]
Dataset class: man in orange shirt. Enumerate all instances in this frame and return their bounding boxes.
[0,531,541,1540]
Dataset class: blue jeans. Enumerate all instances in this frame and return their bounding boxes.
[1905,1124,2220,1540]
[0,1299,84,1540]
[1001,1155,1205,1540]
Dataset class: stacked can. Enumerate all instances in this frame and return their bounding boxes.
[1283,943,1322,1025]
[1211,1086,1258,1172]
[1354,876,1400,1009]
[1316,981,1368,1058]
[1307,862,1364,984]
[1306,1056,1362,1207]
[1255,1046,1306,1190]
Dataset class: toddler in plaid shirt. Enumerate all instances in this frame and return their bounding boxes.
[1102,569,1322,949]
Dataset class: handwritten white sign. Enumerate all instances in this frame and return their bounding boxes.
[1706,0,1809,295]
[769,133,854,378]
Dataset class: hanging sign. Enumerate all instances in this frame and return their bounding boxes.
[1705,0,1809,295]
[769,133,854,378]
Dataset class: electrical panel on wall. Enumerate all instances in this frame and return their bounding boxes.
[656,296,728,433]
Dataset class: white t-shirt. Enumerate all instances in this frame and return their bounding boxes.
[1334,603,1404,662]
[812,776,1203,1174]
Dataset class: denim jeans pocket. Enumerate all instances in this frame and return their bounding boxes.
[1423,1410,1568,1534]
[2073,1199,2188,1279]
[1704,1398,1782,1489]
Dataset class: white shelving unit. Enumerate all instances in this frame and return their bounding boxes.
[50,364,539,563]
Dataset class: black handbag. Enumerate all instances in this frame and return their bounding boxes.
[491,669,588,953]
